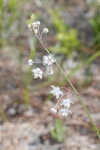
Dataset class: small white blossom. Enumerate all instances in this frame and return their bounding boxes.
[32,21,40,26]
[32,68,43,79]
[28,59,33,66]
[42,27,49,33]
[43,54,56,66]
[61,98,72,108]
[59,108,71,117]
[50,85,63,99]
[29,21,40,34]
[50,107,57,114]
[46,66,54,75]
[34,28,38,34]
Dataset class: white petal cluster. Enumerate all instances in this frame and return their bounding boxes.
[43,54,56,66]
[32,21,40,26]
[28,59,33,66]
[28,21,40,34]
[43,54,56,76]
[42,27,49,33]
[60,98,72,108]
[50,85,73,117]
[59,108,71,116]
[50,107,57,114]
[50,85,63,99]
[32,68,43,79]
[59,98,72,116]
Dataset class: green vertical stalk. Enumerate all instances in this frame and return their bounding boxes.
[56,63,100,138]
[24,48,36,107]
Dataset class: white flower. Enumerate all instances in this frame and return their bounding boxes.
[61,98,72,108]
[42,27,49,33]
[46,66,54,75]
[28,59,33,66]
[32,68,43,79]
[50,85,63,99]
[50,107,57,114]
[32,21,40,26]
[43,54,56,66]
[30,21,40,34]
[59,108,71,117]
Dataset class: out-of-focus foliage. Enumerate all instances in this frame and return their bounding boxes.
[87,0,96,5]
[50,10,80,56]
[27,14,37,26]
[91,5,100,50]
[50,119,66,142]
[88,0,100,50]
[87,0,100,7]
[0,0,23,47]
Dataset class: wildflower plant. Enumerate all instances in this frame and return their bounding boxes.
[27,15,100,138]
[27,17,73,118]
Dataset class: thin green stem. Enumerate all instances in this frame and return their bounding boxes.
[57,63,100,138]
[69,51,100,77]
[24,48,36,107]
[0,107,8,121]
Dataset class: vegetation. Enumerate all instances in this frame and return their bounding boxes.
[91,4,100,50]
[51,119,66,142]
[0,1,100,149]
[50,10,80,56]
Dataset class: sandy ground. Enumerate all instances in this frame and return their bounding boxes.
[0,47,100,150]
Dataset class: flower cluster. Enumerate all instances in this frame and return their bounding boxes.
[28,59,33,66]
[28,21,49,35]
[50,85,63,99]
[43,54,56,75]
[27,21,56,79]
[32,68,43,79]
[27,54,56,79]
[43,54,56,66]
[27,20,72,117]
[50,86,73,117]
[28,21,40,34]
[42,27,49,34]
